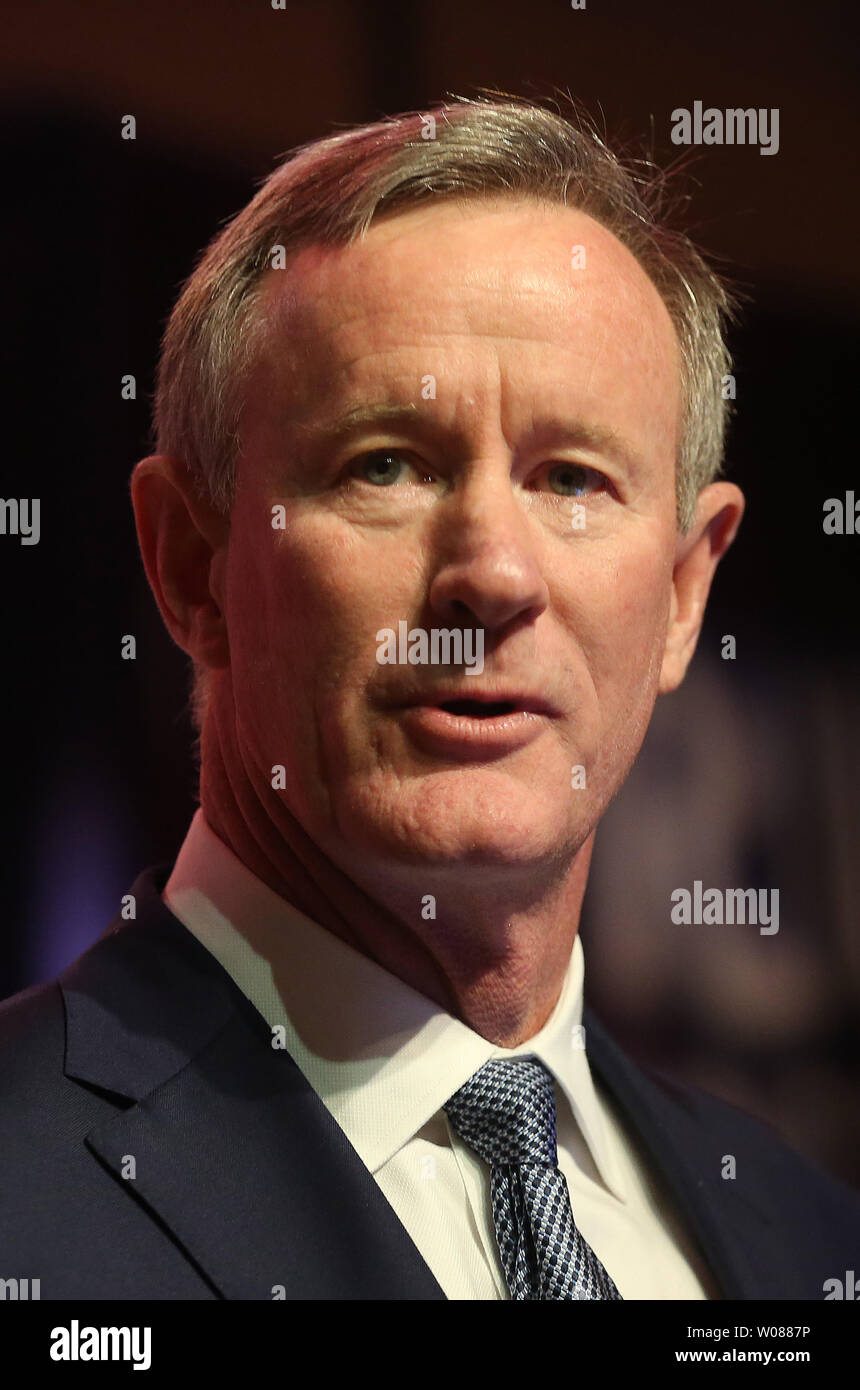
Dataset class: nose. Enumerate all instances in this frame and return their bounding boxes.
[428,469,549,634]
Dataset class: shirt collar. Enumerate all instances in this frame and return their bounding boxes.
[164,809,627,1200]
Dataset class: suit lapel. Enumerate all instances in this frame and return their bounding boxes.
[61,869,445,1300]
[582,1006,781,1299]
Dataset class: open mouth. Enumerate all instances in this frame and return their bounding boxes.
[437,699,518,719]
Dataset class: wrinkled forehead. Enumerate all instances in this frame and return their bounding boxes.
[245,199,682,449]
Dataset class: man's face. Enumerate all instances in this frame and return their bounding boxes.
[223,198,682,881]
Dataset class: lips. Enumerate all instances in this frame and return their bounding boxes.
[397,688,559,719]
[391,687,559,759]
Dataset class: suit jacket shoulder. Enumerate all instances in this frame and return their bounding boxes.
[0,870,445,1300]
[582,1007,860,1298]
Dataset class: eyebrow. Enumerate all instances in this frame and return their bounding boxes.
[293,401,644,473]
[294,403,423,441]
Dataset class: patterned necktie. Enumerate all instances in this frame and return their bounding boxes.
[444,1056,623,1300]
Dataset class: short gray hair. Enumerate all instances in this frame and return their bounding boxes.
[151,94,737,725]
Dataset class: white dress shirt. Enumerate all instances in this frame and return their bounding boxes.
[163,809,717,1300]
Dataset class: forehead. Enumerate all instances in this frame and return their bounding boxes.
[247,198,680,452]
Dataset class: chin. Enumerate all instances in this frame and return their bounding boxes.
[333,768,581,870]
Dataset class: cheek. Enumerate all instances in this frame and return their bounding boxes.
[568,543,673,722]
[226,509,419,719]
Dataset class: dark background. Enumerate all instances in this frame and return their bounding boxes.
[2,0,858,1184]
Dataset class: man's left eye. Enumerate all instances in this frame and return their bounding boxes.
[542,462,605,497]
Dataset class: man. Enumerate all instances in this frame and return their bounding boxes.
[2,95,858,1301]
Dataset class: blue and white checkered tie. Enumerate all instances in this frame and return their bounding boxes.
[444,1056,623,1300]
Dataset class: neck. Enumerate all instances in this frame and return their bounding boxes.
[198,698,593,1048]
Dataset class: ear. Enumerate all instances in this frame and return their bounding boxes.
[659,481,745,694]
[130,456,231,671]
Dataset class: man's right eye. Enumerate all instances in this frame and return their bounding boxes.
[350,450,434,487]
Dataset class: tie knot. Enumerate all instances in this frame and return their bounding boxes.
[444,1057,559,1168]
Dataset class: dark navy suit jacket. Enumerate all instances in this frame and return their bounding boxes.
[1,864,858,1300]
